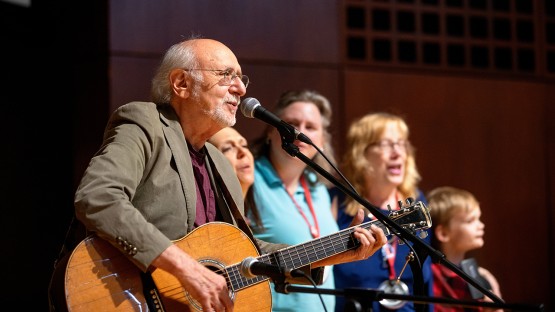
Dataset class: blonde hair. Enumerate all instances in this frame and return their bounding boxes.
[427,186,480,248]
[342,112,421,216]
[428,186,480,227]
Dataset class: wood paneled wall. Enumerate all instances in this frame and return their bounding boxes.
[104,0,553,310]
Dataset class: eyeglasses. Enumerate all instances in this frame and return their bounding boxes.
[370,139,409,153]
[184,68,249,88]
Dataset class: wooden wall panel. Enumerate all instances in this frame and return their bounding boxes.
[109,0,340,63]
[109,56,160,113]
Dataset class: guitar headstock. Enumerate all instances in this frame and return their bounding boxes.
[386,198,432,241]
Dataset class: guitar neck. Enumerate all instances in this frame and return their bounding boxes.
[266,217,392,269]
[224,200,429,292]
[224,218,390,291]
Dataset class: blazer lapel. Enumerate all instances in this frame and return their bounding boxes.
[159,105,196,231]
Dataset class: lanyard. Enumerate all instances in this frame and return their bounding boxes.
[372,191,400,280]
[284,175,320,238]
[382,240,398,280]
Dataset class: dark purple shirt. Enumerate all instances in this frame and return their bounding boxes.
[188,143,216,228]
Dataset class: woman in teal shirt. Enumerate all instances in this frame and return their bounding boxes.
[248,89,340,312]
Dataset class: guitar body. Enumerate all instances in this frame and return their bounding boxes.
[64,222,272,312]
[64,235,147,311]
[151,222,271,311]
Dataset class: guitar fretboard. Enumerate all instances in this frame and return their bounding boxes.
[224,201,429,292]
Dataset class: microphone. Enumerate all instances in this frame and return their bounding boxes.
[239,257,304,280]
[240,97,312,144]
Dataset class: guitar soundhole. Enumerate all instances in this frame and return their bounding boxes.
[184,259,236,311]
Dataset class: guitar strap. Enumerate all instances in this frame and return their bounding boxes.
[207,154,263,255]
[48,215,89,312]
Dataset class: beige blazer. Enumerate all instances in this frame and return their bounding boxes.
[74,101,282,271]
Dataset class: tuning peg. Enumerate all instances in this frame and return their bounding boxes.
[387,204,393,212]
[405,197,414,205]
[397,200,404,209]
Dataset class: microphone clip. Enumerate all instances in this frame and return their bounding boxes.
[276,121,300,145]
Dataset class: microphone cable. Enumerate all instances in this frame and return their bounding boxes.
[308,142,358,196]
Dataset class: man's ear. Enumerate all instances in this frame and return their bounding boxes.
[434,224,450,243]
[169,68,190,99]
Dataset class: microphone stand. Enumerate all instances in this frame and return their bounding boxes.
[277,138,541,311]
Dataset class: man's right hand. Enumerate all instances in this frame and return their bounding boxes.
[152,244,234,312]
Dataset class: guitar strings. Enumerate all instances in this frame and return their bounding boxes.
[221,219,384,289]
[262,208,423,271]
[213,207,425,291]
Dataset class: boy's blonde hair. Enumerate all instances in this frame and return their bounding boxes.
[427,186,480,248]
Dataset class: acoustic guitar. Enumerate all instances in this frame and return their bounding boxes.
[64,200,431,311]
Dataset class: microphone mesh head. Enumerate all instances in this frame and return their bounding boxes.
[239,256,257,278]
[240,97,260,118]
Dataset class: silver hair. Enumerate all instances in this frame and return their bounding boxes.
[150,39,202,104]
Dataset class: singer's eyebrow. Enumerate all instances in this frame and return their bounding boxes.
[223,66,242,75]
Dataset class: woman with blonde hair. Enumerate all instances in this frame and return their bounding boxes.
[330,112,433,312]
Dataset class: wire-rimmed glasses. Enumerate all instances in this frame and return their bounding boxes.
[184,68,249,88]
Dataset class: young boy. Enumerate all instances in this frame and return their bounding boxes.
[427,186,503,312]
